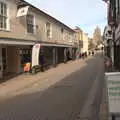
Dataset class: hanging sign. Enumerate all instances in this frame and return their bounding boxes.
[32,44,41,67]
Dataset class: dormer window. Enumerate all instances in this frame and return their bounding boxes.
[0,2,7,30]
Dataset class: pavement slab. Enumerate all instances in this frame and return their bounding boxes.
[0,55,105,120]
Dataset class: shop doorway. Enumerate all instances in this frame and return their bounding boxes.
[2,48,7,75]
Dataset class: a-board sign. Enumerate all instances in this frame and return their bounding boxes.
[106,72,120,115]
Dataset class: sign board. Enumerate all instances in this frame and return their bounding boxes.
[32,44,41,67]
[105,72,120,115]
[17,6,29,17]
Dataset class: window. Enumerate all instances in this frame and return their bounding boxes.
[61,28,64,33]
[46,22,52,38]
[0,2,7,30]
[27,14,34,33]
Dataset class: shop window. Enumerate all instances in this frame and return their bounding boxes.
[0,2,7,30]
[46,22,52,38]
[27,14,34,33]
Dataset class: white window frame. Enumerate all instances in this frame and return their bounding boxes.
[61,28,64,41]
[45,22,52,39]
[26,11,36,35]
[26,14,34,34]
[0,1,9,31]
[63,30,66,41]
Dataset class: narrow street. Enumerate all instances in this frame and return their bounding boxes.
[0,55,105,120]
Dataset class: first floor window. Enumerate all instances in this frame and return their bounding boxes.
[0,2,7,30]
[0,16,6,29]
[46,22,52,38]
[27,14,34,33]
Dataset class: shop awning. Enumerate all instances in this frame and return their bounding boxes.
[0,38,35,45]
[0,38,75,48]
[40,43,73,48]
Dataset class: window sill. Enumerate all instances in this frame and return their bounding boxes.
[26,32,35,36]
[0,29,11,32]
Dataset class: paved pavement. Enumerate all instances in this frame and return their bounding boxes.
[0,55,105,120]
[0,58,87,100]
[100,80,108,120]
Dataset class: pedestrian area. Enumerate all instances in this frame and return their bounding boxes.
[0,58,91,101]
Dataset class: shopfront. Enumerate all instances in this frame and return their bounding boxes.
[0,45,21,79]
[0,38,35,79]
[0,45,32,79]
[17,47,32,72]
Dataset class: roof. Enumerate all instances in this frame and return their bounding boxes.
[0,37,75,47]
[73,27,83,33]
[18,0,75,33]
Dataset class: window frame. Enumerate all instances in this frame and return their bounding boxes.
[26,14,35,34]
[0,2,7,30]
[45,22,52,39]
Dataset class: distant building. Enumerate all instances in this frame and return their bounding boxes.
[74,27,83,52]
[88,37,95,51]
[82,33,89,53]
[74,27,89,54]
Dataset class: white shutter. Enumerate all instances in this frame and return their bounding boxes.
[7,5,10,31]
[7,18,10,31]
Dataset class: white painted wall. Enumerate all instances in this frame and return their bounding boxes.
[0,0,76,46]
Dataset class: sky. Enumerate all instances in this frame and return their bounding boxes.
[26,0,107,37]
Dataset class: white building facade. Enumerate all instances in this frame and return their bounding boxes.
[0,0,78,79]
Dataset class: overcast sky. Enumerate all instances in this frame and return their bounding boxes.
[26,0,107,37]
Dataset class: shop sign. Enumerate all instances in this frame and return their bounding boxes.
[108,80,120,98]
[17,49,32,55]
[106,73,120,114]
[17,49,22,55]
[32,44,41,67]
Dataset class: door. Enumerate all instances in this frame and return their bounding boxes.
[2,48,7,75]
